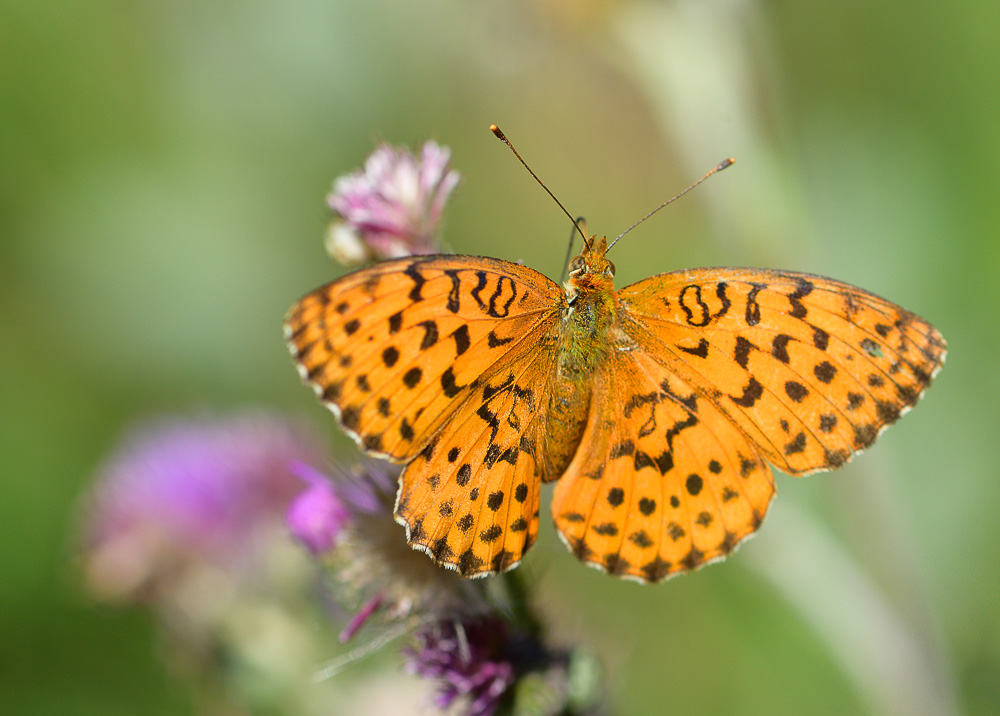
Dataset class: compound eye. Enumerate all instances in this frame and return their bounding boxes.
[606,260,616,276]
[569,256,585,274]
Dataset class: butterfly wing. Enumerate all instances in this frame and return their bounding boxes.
[285,254,565,461]
[617,268,946,475]
[286,254,566,576]
[551,346,774,582]
[395,343,559,576]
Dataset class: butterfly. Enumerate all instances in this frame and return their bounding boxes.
[284,234,946,582]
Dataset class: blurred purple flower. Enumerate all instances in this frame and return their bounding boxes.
[325,141,460,265]
[290,460,489,646]
[405,618,516,716]
[286,461,350,556]
[80,411,328,601]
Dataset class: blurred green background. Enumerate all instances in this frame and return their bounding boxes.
[2,0,998,714]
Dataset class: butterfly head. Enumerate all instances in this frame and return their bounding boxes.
[568,235,616,283]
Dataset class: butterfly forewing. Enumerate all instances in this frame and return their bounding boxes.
[617,268,946,475]
[285,255,565,461]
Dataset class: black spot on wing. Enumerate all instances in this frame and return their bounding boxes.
[678,338,710,358]
[341,405,360,431]
[443,269,461,313]
[487,491,504,511]
[745,283,766,326]
[450,324,471,356]
[685,474,703,496]
[610,440,635,459]
[404,263,426,302]
[641,557,672,582]
[458,549,485,575]
[784,431,806,455]
[322,381,343,403]
[679,285,710,326]
[653,451,674,475]
[388,311,403,334]
[814,361,837,383]
[607,488,625,507]
[487,330,513,348]
[734,336,754,370]
[813,326,830,351]
[785,381,808,402]
[382,346,399,367]
[787,278,813,319]
[441,367,467,398]
[771,334,792,364]
[403,367,423,389]
[417,320,439,350]
[730,378,764,408]
[634,451,655,471]
[629,530,654,548]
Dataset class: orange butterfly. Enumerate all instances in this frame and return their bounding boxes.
[284,229,945,582]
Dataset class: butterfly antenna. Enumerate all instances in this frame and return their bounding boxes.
[559,216,587,283]
[607,157,735,251]
[491,124,590,249]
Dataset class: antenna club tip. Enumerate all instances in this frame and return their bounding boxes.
[718,157,736,170]
[490,124,504,138]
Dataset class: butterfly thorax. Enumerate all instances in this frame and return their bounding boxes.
[541,237,621,481]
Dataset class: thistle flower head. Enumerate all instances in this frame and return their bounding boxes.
[325,141,461,265]
[285,461,351,556]
[405,618,516,716]
[288,460,487,638]
[79,411,327,602]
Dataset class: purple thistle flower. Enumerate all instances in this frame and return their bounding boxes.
[79,411,328,601]
[286,461,350,556]
[405,618,517,716]
[325,141,461,265]
[291,460,489,644]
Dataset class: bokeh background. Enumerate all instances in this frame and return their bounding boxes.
[3,1,998,714]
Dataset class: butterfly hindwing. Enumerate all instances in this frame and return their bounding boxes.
[618,268,946,475]
[551,347,774,582]
[285,255,565,461]
[395,343,557,576]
